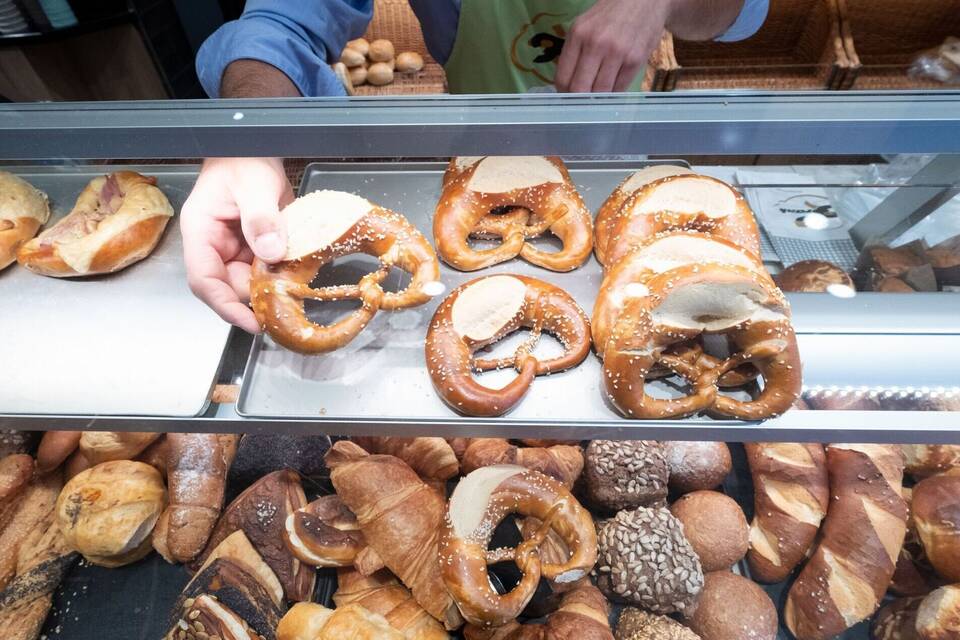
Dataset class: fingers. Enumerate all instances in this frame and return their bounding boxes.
[567,45,604,93]
[554,35,581,92]
[225,259,252,302]
[237,185,287,264]
[613,59,645,92]
[593,56,622,93]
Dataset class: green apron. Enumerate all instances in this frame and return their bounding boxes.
[444,0,646,93]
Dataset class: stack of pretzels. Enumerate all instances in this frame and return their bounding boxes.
[592,167,802,420]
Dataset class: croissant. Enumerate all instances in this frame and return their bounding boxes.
[278,602,405,640]
[335,567,450,640]
[463,583,613,640]
[325,440,464,630]
[351,437,459,481]
[460,439,584,488]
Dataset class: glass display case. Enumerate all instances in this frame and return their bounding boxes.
[0,91,958,640]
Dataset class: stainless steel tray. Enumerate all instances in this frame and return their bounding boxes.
[238,161,960,434]
[0,165,231,417]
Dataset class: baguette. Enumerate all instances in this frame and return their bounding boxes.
[785,444,908,640]
[745,442,829,583]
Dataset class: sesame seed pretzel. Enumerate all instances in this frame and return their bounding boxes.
[251,192,439,354]
[434,157,593,272]
[439,466,598,627]
[425,274,591,417]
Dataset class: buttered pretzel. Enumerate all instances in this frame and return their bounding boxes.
[17,171,172,277]
[251,190,440,354]
[596,173,761,270]
[434,156,593,272]
[439,465,598,627]
[283,495,366,568]
[599,259,801,420]
[425,274,591,417]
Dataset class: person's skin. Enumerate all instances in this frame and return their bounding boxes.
[183,0,744,330]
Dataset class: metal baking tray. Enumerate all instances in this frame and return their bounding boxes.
[0,165,231,417]
[237,161,960,435]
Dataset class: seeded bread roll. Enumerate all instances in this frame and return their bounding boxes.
[583,441,668,512]
[669,491,749,572]
[664,442,732,494]
[595,507,704,615]
[615,608,701,640]
[685,572,777,640]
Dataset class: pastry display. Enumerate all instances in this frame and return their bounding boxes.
[434,156,593,271]
[55,460,165,567]
[463,583,614,640]
[17,171,173,277]
[325,440,463,630]
[786,444,908,640]
[250,189,440,354]
[663,441,732,494]
[685,571,778,640]
[775,259,855,293]
[439,465,598,626]
[745,442,829,583]
[595,506,703,614]
[669,490,749,572]
[615,607,700,640]
[195,469,314,602]
[912,473,960,582]
[351,437,460,482]
[152,433,238,563]
[282,495,366,568]
[0,171,49,271]
[426,274,591,416]
[333,568,450,640]
[460,438,584,488]
[581,440,668,511]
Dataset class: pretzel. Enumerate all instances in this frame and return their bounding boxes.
[251,190,440,353]
[425,274,591,417]
[283,495,366,568]
[600,261,801,420]
[17,171,173,277]
[597,174,761,270]
[438,465,598,627]
[434,156,593,272]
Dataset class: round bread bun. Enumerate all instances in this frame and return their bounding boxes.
[368,39,395,63]
[56,460,166,566]
[686,571,777,640]
[367,62,394,86]
[346,37,370,57]
[349,65,368,86]
[339,47,366,68]
[385,57,395,71]
[664,441,732,494]
[670,490,749,571]
[775,259,854,293]
[396,51,424,73]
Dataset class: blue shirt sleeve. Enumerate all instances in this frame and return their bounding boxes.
[714,0,769,42]
[196,0,374,98]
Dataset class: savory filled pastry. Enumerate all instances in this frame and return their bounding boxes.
[17,171,172,277]
[425,274,591,417]
[434,156,593,271]
[250,189,440,354]
[0,171,49,271]
[438,465,597,627]
[55,460,166,567]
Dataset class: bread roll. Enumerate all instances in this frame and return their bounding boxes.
[349,65,368,86]
[775,259,854,293]
[346,37,369,57]
[0,171,49,271]
[670,490,749,572]
[902,445,960,479]
[664,441,732,494]
[367,62,394,86]
[686,572,777,640]
[396,51,424,73]
[913,474,960,582]
[915,584,960,640]
[55,460,166,566]
[870,596,923,640]
[78,431,160,465]
[340,47,365,68]
[368,39,395,62]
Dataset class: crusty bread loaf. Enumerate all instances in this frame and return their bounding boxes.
[745,442,829,583]
[785,444,908,640]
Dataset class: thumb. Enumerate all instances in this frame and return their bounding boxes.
[237,188,287,263]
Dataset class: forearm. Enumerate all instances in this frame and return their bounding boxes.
[221,59,301,98]
[666,0,745,41]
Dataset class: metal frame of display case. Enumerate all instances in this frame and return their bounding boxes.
[1,91,959,443]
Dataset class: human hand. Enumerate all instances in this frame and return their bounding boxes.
[180,157,294,333]
[555,0,671,93]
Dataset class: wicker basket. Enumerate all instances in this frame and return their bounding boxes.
[662,0,851,91]
[836,0,960,89]
[353,0,447,96]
